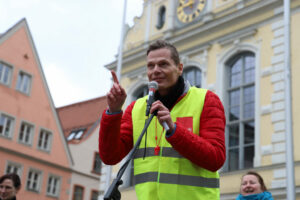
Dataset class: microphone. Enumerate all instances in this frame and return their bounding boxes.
[146,81,169,131]
[146,81,158,117]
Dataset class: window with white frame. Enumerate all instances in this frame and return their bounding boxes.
[225,52,255,171]
[16,71,32,94]
[18,121,34,145]
[26,169,42,192]
[67,129,85,141]
[37,129,52,151]
[47,175,60,197]
[92,152,102,174]
[0,62,12,86]
[182,66,202,88]
[5,162,22,176]
[0,113,14,138]
[73,185,84,200]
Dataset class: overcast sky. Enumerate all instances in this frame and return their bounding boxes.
[0,0,144,107]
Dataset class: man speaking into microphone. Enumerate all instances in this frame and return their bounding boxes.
[99,40,226,200]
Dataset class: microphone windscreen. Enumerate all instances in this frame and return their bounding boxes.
[148,81,158,90]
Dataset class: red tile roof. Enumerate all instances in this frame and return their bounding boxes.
[56,96,107,143]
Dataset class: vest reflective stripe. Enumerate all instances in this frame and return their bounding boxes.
[134,147,183,159]
[134,172,219,188]
[132,87,220,200]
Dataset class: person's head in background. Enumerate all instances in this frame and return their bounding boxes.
[0,173,21,200]
[240,171,267,196]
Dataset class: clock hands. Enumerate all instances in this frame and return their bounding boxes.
[182,0,195,9]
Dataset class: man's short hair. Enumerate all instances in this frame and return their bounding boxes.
[147,40,180,66]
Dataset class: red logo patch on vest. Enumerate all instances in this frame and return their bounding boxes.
[176,117,193,132]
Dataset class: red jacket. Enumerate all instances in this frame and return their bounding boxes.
[99,90,226,172]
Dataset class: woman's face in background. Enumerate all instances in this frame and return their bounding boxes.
[241,174,263,196]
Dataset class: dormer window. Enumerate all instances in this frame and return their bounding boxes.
[156,6,166,29]
[67,129,85,141]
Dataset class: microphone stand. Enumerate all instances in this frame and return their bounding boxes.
[103,112,156,200]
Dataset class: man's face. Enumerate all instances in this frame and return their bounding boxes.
[240,175,263,196]
[147,48,183,95]
[0,179,18,200]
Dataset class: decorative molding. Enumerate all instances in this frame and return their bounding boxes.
[261,66,273,77]
[273,168,286,179]
[271,71,284,84]
[271,54,284,65]
[273,81,284,92]
[273,5,283,15]
[271,72,284,83]
[271,110,285,122]
[271,153,285,164]
[273,27,284,38]
[271,91,284,102]
[272,101,284,112]
[271,37,284,47]
[273,121,285,132]
[261,145,273,155]
[219,28,257,46]
[271,179,286,189]
[144,0,152,43]
[181,43,211,58]
[273,63,284,72]
[271,19,283,30]
[236,0,245,10]
[216,0,234,8]
[203,12,214,23]
[180,55,189,65]
[261,105,272,115]
[165,0,176,33]
[273,45,284,55]
[273,142,286,153]
[271,132,285,143]
[125,66,147,79]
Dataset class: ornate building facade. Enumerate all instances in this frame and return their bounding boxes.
[103,0,300,199]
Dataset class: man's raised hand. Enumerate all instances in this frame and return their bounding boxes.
[106,70,127,113]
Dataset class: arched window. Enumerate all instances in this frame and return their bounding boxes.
[225,52,255,171]
[156,6,166,29]
[183,66,201,88]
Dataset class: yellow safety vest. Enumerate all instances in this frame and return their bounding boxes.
[132,87,220,200]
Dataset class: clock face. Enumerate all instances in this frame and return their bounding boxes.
[177,0,206,23]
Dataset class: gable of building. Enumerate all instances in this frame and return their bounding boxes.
[0,18,73,168]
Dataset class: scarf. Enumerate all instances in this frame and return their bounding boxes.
[154,76,185,110]
[236,191,274,200]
